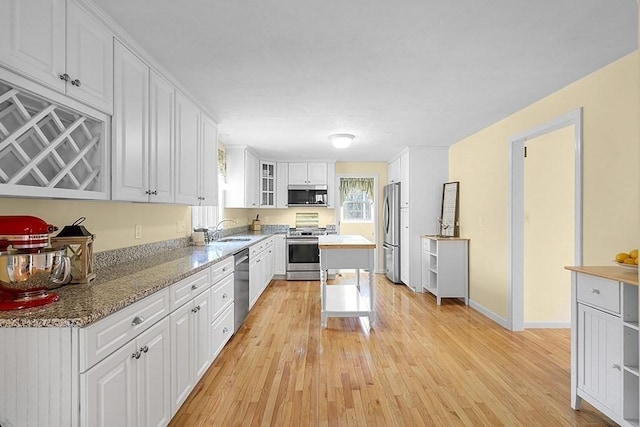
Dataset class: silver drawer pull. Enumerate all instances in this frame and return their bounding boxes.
[222,293,228,299]
[131,316,145,326]
[222,327,229,334]
[612,363,621,370]
[591,288,600,295]
[222,267,227,272]
[191,284,198,290]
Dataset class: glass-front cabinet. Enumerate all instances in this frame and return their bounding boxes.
[260,161,276,207]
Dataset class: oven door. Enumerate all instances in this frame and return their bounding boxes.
[286,238,319,271]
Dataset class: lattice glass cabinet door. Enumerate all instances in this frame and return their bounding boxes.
[260,161,275,207]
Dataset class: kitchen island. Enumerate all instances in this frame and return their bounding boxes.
[318,235,376,329]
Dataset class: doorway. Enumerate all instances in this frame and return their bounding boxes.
[508,109,583,331]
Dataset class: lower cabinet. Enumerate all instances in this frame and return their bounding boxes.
[81,317,171,427]
[170,288,212,415]
[249,237,275,308]
[274,234,286,275]
[212,303,235,358]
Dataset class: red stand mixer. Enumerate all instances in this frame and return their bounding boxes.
[0,216,72,310]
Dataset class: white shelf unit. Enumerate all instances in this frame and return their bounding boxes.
[420,236,469,305]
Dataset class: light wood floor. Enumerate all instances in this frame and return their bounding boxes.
[169,274,614,426]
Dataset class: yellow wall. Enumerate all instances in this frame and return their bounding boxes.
[449,51,639,319]
[0,198,191,253]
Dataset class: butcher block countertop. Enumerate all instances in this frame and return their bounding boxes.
[318,235,376,249]
[0,234,273,328]
[565,265,638,286]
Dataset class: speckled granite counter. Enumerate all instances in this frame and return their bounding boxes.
[0,233,276,328]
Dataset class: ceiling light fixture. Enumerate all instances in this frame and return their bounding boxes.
[329,134,354,149]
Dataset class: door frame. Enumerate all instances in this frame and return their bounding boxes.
[507,108,583,331]
[334,173,379,272]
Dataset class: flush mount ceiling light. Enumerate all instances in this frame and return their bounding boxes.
[329,134,354,149]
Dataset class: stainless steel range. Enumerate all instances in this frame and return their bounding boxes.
[286,228,328,281]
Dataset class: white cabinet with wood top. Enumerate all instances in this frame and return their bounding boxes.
[567,266,639,426]
[0,0,114,113]
[421,236,469,305]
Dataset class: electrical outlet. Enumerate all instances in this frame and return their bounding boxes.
[134,224,142,239]
[177,220,185,233]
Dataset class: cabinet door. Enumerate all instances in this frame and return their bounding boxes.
[249,257,260,309]
[276,163,289,208]
[260,161,275,208]
[200,115,219,205]
[193,290,212,380]
[307,162,327,185]
[400,209,410,285]
[149,70,174,203]
[400,152,410,208]
[245,150,259,207]
[174,92,201,205]
[0,0,66,92]
[112,41,149,202]
[170,301,194,414]
[66,0,113,113]
[577,304,622,416]
[388,158,401,183]
[137,318,171,427]
[82,340,138,427]
[288,163,308,185]
[274,235,286,275]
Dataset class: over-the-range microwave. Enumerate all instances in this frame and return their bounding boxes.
[287,185,328,207]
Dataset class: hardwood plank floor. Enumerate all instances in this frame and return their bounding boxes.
[169,273,615,426]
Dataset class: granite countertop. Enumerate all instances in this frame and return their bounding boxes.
[0,233,275,328]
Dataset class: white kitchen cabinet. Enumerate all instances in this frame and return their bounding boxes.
[249,238,274,308]
[112,41,150,202]
[388,157,401,184]
[148,70,175,203]
[200,114,219,205]
[326,161,336,208]
[393,147,448,291]
[225,145,260,208]
[421,236,469,304]
[82,317,171,427]
[569,268,639,426]
[0,0,113,113]
[288,162,327,185]
[400,209,410,285]
[400,151,410,208]
[276,162,289,208]
[174,91,201,205]
[170,286,212,414]
[211,304,234,359]
[260,161,276,207]
[273,234,287,275]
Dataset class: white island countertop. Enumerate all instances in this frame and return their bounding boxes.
[318,234,376,249]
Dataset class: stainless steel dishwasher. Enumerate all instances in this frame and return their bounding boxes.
[234,248,250,333]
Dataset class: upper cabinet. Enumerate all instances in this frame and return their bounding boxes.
[275,163,288,208]
[149,70,175,203]
[174,92,201,205]
[0,0,114,114]
[288,162,327,185]
[400,152,410,208]
[225,145,259,208]
[260,161,275,208]
[388,157,400,184]
[199,114,219,205]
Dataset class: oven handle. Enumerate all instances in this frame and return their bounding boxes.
[286,239,319,245]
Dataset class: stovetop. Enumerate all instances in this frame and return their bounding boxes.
[287,228,328,237]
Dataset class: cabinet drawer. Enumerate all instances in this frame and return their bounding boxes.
[80,288,170,371]
[211,256,234,284]
[169,269,211,311]
[577,274,620,314]
[212,303,234,359]
[212,273,234,319]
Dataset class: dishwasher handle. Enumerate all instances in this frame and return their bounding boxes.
[235,249,250,265]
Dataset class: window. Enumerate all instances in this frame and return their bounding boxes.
[339,177,374,223]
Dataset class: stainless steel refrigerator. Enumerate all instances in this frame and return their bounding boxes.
[383,182,401,283]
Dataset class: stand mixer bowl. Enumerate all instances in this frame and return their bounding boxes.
[0,249,71,307]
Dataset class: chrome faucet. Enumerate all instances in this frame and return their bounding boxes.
[209,219,237,241]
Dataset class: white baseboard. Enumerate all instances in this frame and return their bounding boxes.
[469,299,509,329]
[524,322,570,329]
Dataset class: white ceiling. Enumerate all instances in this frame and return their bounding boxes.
[93,0,637,162]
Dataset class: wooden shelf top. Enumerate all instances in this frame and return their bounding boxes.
[565,265,638,285]
[318,235,376,249]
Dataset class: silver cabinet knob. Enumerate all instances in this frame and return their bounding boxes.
[152,190,158,195]
[191,284,198,290]
[222,293,228,299]
[71,79,81,87]
[141,345,149,353]
[222,327,229,334]
[59,73,70,82]
[131,316,145,326]
[612,363,621,370]
[192,307,198,313]
[132,351,141,359]
[591,288,600,294]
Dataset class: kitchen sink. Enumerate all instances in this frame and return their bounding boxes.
[217,237,251,242]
